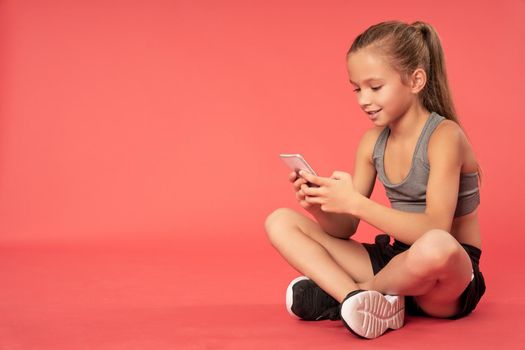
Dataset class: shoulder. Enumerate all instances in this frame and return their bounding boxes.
[428,119,464,165]
[430,119,463,144]
[357,126,387,163]
[361,125,386,145]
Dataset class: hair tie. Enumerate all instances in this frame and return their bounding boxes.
[411,22,429,43]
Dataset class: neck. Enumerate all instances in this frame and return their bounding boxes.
[387,104,431,142]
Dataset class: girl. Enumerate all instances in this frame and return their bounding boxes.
[265,20,485,339]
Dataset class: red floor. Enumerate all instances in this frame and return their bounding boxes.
[0,236,523,349]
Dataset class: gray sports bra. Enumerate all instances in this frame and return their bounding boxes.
[372,112,480,217]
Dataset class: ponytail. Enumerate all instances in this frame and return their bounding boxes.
[412,22,484,185]
[411,22,459,127]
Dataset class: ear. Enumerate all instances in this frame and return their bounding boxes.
[409,68,427,94]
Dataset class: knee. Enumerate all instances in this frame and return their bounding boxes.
[406,229,463,276]
[264,207,298,244]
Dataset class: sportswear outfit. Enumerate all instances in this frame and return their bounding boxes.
[286,112,486,338]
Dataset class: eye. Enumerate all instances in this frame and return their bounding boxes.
[352,88,361,93]
[371,86,383,91]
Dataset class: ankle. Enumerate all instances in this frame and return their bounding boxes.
[341,289,367,303]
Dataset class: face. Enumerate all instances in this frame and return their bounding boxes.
[346,47,415,125]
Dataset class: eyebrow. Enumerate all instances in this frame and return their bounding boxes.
[349,78,383,85]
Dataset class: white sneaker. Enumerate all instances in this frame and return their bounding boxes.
[340,290,405,339]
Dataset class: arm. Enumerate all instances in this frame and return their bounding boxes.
[351,122,462,244]
[307,127,381,239]
[352,199,437,244]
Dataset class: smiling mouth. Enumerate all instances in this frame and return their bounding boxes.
[366,109,382,120]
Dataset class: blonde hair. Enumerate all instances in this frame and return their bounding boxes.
[347,20,483,185]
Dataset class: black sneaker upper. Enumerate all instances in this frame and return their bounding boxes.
[290,279,340,321]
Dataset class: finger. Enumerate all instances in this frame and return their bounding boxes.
[294,179,306,192]
[299,199,311,209]
[298,170,324,186]
[302,184,321,197]
[304,195,322,204]
[289,171,298,182]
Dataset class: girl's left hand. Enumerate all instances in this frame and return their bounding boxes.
[298,170,362,215]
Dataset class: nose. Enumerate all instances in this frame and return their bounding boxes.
[357,90,372,109]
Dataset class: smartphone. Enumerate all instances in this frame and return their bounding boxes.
[279,153,320,187]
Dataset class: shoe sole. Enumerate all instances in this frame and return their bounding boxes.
[285,276,310,319]
[340,291,404,339]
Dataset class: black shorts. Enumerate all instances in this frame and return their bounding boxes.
[362,234,486,319]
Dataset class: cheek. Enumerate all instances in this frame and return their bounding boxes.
[380,86,408,108]
[377,88,395,106]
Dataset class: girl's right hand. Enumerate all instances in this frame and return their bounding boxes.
[289,171,321,212]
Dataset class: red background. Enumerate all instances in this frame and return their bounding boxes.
[1,0,524,349]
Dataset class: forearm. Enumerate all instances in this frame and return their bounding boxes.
[310,207,357,239]
[351,194,448,244]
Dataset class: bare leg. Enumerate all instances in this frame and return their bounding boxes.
[361,229,473,317]
[265,208,374,303]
